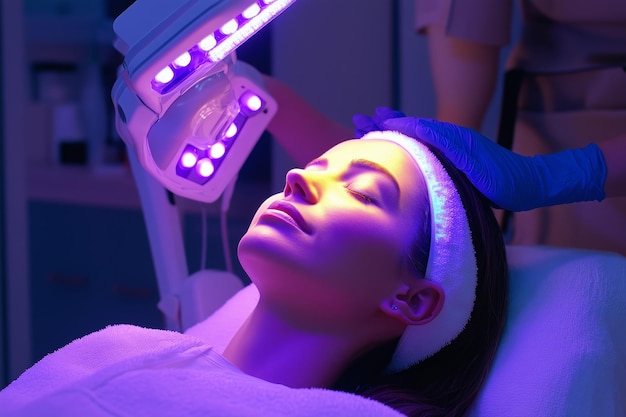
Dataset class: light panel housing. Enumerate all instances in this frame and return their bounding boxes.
[111,0,293,202]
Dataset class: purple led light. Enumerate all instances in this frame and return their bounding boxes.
[244,94,262,112]
[175,109,255,185]
[173,52,192,68]
[238,91,265,116]
[242,4,261,19]
[210,142,226,159]
[151,0,294,94]
[151,46,208,93]
[197,158,215,178]
[155,66,174,84]
[220,19,239,35]
[198,34,217,51]
[225,123,238,139]
[180,150,198,168]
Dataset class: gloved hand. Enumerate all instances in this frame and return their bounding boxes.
[382,117,607,211]
[352,107,405,138]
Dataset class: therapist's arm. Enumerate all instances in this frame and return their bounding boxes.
[262,75,352,166]
[425,24,501,131]
[382,117,619,210]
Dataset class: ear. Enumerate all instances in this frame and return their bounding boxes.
[381,279,445,325]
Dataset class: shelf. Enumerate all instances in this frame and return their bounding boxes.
[27,164,140,210]
[26,164,271,219]
[25,16,115,46]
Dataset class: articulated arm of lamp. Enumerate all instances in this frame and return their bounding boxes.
[116,59,276,331]
[128,147,245,331]
[126,147,188,331]
[111,0,292,330]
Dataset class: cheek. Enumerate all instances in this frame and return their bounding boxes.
[307,220,409,315]
[313,213,407,281]
[237,209,414,322]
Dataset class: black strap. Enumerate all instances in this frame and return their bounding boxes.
[495,66,626,238]
[495,69,525,236]
[496,69,525,151]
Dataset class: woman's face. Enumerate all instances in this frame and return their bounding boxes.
[238,139,428,329]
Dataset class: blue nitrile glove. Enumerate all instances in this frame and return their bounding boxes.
[353,107,406,138]
[383,117,607,211]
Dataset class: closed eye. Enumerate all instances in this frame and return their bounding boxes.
[345,186,378,205]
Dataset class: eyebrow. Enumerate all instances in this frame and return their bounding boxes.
[306,157,401,195]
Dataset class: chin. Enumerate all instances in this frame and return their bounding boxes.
[238,228,297,276]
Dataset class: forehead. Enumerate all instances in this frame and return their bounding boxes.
[320,139,421,183]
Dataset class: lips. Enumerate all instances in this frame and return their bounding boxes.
[266,200,312,234]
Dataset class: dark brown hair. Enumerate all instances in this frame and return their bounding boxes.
[334,146,509,417]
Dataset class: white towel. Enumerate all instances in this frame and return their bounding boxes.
[0,324,404,417]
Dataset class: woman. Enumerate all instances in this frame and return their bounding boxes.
[232,132,506,415]
[0,134,507,417]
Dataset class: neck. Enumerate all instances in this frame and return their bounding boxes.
[222,301,366,388]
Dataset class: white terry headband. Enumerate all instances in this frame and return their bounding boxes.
[360,131,478,373]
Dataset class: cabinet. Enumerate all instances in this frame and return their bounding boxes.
[28,194,264,363]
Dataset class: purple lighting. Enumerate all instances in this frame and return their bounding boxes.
[220,19,239,35]
[242,4,261,18]
[173,52,192,68]
[225,123,238,139]
[244,95,262,112]
[180,150,198,168]
[155,66,174,84]
[197,159,215,178]
[150,0,295,95]
[210,142,226,159]
[199,34,217,51]
[174,89,263,185]
[239,91,265,116]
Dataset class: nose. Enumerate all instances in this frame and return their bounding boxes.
[284,168,320,203]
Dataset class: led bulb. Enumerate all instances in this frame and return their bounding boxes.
[197,159,215,178]
[221,19,238,35]
[244,94,262,112]
[225,123,238,139]
[210,142,226,159]
[155,66,174,84]
[180,150,198,168]
[199,34,217,51]
[242,4,261,19]
[173,52,192,68]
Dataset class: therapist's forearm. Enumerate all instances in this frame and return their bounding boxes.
[598,135,626,198]
[262,75,352,166]
[425,24,500,132]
